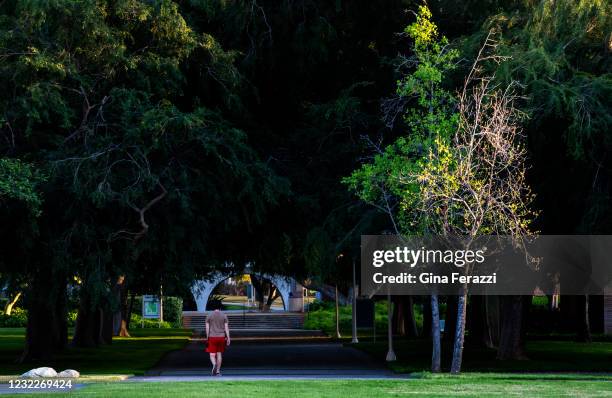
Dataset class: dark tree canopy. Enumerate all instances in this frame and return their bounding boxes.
[0,0,610,363]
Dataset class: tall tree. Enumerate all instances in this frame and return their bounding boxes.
[0,0,285,358]
[345,4,459,372]
[467,0,611,348]
[412,36,537,371]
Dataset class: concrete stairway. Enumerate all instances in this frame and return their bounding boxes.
[182,311,305,331]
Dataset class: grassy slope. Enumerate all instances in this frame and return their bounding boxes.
[0,328,190,376]
[6,374,612,398]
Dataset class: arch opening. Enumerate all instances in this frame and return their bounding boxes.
[206,274,285,312]
[191,272,304,313]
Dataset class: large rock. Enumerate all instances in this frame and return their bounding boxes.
[21,367,57,378]
[57,369,80,378]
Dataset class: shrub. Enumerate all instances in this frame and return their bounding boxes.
[67,310,78,327]
[307,299,334,312]
[162,297,183,324]
[130,313,172,329]
[304,301,390,336]
[0,307,28,327]
[132,296,143,316]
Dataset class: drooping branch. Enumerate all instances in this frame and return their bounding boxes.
[132,182,167,242]
[111,181,167,243]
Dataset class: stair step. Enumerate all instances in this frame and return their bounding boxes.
[181,311,305,331]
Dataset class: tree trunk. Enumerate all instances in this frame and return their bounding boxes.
[431,294,441,373]
[118,318,130,337]
[100,306,113,345]
[302,282,350,305]
[392,296,404,335]
[125,292,136,330]
[575,295,592,342]
[423,298,432,337]
[386,293,396,361]
[55,285,68,350]
[497,295,526,360]
[251,274,277,311]
[73,292,113,347]
[546,294,559,311]
[22,305,57,361]
[560,295,592,342]
[112,276,130,337]
[450,291,468,373]
[484,295,500,348]
[443,296,458,343]
[559,294,573,332]
[266,287,280,309]
[335,285,341,338]
[468,295,498,348]
[73,302,100,347]
[468,295,485,345]
[118,284,131,337]
[21,271,67,362]
[4,292,21,315]
[588,295,604,334]
[250,274,265,309]
[392,296,418,337]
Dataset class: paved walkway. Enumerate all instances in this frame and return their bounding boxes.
[139,337,404,380]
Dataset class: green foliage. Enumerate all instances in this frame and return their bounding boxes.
[344,4,459,234]
[304,300,392,336]
[0,307,28,327]
[3,298,79,328]
[0,158,45,215]
[0,0,287,333]
[466,0,611,234]
[303,227,335,282]
[531,295,548,307]
[67,310,78,327]
[162,296,183,324]
[483,0,611,160]
[130,313,172,329]
[0,0,606,361]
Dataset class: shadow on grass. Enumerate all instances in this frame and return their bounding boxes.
[351,338,612,374]
[0,328,191,376]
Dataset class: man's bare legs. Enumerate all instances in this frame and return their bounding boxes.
[209,353,217,375]
[215,353,222,375]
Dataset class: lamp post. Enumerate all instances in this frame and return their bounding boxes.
[386,291,396,361]
[351,258,359,343]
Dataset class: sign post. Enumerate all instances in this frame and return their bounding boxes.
[142,295,161,328]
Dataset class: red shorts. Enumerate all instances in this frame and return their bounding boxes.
[206,337,226,353]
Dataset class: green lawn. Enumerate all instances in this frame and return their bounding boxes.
[305,302,612,373]
[223,304,250,311]
[354,338,612,373]
[5,374,612,398]
[0,328,190,377]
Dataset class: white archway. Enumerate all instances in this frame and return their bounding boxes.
[191,272,299,312]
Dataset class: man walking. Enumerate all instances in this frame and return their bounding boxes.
[205,303,230,376]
